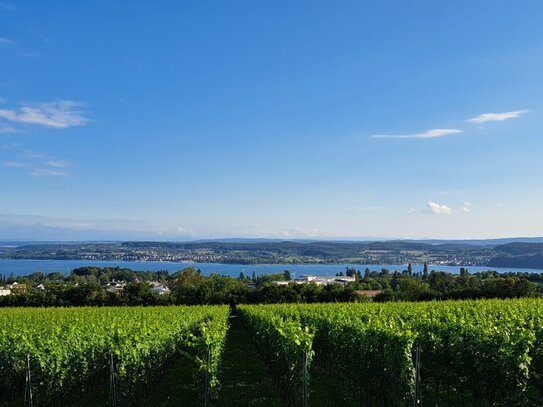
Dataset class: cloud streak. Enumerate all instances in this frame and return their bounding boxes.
[373,109,528,140]
[372,128,462,139]
[2,161,25,168]
[3,145,72,177]
[46,160,70,168]
[0,100,89,129]
[467,110,528,124]
[461,202,474,213]
[30,168,68,177]
[0,37,14,45]
[0,126,18,134]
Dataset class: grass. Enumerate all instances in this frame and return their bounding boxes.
[308,365,358,407]
[141,314,283,406]
[216,314,282,407]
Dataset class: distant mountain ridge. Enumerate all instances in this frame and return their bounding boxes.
[3,237,543,246]
[189,237,543,246]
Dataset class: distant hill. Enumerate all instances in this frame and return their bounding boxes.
[190,237,543,246]
[3,238,543,269]
[405,237,543,246]
[493,242,543,255]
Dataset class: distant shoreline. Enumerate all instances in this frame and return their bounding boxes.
[1,258,542,279]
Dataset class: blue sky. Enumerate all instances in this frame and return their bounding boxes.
[0,0,542,240]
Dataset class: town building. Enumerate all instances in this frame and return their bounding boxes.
[274,274,356,286]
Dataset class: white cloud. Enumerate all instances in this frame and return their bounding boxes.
[461,202,474,213]
[407,208,417,214]
[279,227,319,238]
[426,201,452,215]
[0,100,89,129]
[467,110,528,124]
[176,226,197,236]
[30,168,68,177]
[372,128,462,139]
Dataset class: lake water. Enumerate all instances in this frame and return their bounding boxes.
[0,259,541,278]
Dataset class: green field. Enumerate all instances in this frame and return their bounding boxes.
[2,300,543,406]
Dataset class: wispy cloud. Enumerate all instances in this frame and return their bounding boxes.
[46,160,70,168]
[461,202,474,213]
[0,126,18,134]
[2,161,25,168]
[0,37,15,45]
[17,148,48,159]
[426,201,452,215]
[467,110,528,124]
[5,145,72,177]
[0,100,89,129]
[0,214,199,240]
[0,142,20,149]
[30,168,68,177]
[372,128,462,139]
[0,2,17,12]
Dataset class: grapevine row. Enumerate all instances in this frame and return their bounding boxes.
[239,299,543,406]
[0,305,229,405]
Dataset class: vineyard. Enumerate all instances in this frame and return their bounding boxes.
[238,299,543,406]
[2,300,543,406]
[0,305,229,406]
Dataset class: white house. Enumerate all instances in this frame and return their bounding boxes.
[274,275,356,286]
[7,282,26,293]
[104,282,126,293]
[149,282,170,295]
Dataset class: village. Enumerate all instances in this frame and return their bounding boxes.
[0,279,171,296]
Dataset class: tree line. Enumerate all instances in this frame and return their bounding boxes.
[0,264,542,307]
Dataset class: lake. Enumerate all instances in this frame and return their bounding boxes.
[0,259,541,278]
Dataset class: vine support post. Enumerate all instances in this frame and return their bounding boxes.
[24,354,33,407]
[303,348,308,407]
[109,352,116,407]
[413,347,421,407]
[204,345,211,407]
